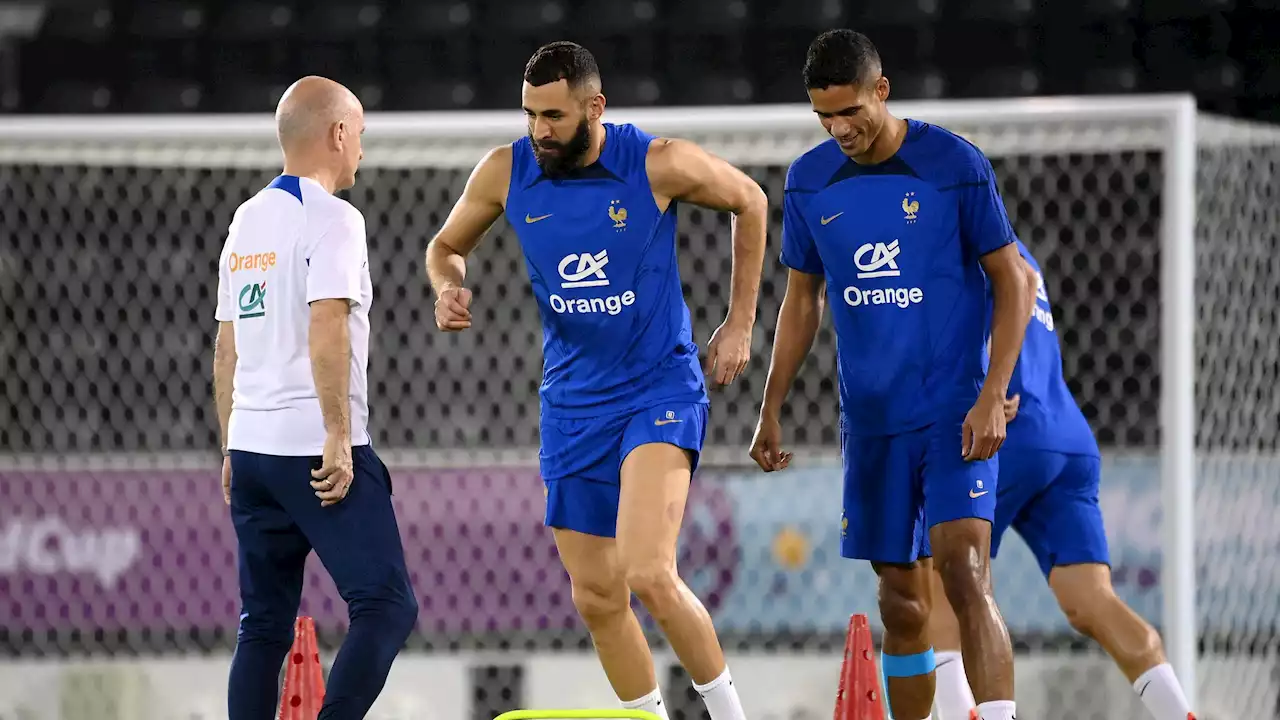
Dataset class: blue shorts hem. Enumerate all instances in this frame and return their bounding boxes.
[540,402,709,539]
[1034,552,1112,578]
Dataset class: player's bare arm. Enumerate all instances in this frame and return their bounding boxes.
[647,137,769,385]
[965,242,1034,460]
[213,320,237,505]
[1001,256,1040,423]
[308,297,354,506]
[751,269,826,472]
[425,145,512,332]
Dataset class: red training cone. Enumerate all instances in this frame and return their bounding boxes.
[277,616,326,720]
[833,613,885,720]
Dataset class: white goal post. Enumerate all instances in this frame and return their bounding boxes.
[5,93,1280,717]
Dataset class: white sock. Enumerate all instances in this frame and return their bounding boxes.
[932,650,977,720]
[693,667,747,720]
[621,687,670,720]
[976,699,1017,720]
[1133,662,1194,720]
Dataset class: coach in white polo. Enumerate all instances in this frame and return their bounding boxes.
[212,75,417,720]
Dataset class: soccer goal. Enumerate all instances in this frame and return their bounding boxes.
[0,94,1278,720]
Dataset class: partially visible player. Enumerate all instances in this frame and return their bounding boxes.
[750,30,1031,720]
[424,42,766,720]
[214,76,418,720]
[927,239,1198,720]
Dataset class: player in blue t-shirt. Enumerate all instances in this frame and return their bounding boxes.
[926,240,1198,720]
[749,30,1031,720]
[424,42,766,720]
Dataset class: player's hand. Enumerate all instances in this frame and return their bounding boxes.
[221,455,232,506]
[434,286,473,332]
[1002,393,1021,423]
[311,433,354,507]
[704,317,752,387]
[962,391,1007,461]
[749,414,793,472]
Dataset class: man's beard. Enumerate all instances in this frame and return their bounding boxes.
[532,118,591,178]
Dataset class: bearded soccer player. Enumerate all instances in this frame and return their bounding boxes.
[750,30,1030,720]
[424,42,766,720]
[927,239,1198,720]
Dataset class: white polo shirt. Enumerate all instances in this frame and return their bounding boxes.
[215,174,373,456]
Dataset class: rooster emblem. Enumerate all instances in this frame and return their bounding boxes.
[608,200,628,230]
[902,193,919,222]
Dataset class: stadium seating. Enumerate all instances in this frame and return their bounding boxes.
[3,0,1276,120]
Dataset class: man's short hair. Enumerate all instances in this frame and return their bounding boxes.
[524,41,601,91]
[803,30,882,90]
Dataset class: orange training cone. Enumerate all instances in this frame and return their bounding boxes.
[833,614,885,720]
[277,616,326,720]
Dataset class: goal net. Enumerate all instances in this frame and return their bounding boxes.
[0,94,1277,720]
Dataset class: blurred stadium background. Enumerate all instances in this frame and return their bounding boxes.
[1,0,1280,719]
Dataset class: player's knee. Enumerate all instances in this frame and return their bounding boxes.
[570,574,630,627]
[351,591,418,642]
[1059,591,1104,639]
[878,585,930,638]
[624,563,681,617]
[388,593,419,639]
[237,610,295,646]
[1058,585,1158,651]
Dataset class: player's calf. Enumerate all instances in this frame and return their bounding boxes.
[555,528,669,718]
[931,518,1016,720]
[926,569,978,720]
[873,561,937,720]
[1050,564,1196,720]
[228,611,300,720]
[570,563,658,703]
[319,584,418,720]
[618,443,746,720]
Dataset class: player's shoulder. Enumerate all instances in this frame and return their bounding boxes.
[470,144,515,202]
[311,186,363,222]
[476,143,515,178]
[905,119,994,183]
[610,121,655,144]
[785,139,845,192]
[301,188,365,244]
[229,176,306,230]
[611,122,664,168]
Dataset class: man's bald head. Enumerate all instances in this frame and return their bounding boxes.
[275,76,362,153]
[275,76,366,192]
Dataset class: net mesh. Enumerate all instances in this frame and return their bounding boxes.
[0,104,1278,720]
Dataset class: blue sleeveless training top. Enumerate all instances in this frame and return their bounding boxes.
[505,123,708,419]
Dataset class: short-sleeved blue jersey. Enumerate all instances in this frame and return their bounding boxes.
[1000,241,1100,457]
[504,123,707,419]
[781,119,1016,436]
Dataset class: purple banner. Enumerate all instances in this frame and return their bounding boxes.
[0,465,738,635]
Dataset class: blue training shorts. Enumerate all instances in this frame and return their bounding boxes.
[992,448,1110,576]
[840,412,998,564]
[539,401,709,538]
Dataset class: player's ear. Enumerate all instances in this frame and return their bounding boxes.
[331,120,345,151]
[587,92,605,122]
[876,76,890,102]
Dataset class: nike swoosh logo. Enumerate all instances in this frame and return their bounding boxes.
[525,213,553,223]
[1138,680,1151,696]
[821,212,843,225]
[969,490,989,498]
[654,419,682,426]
